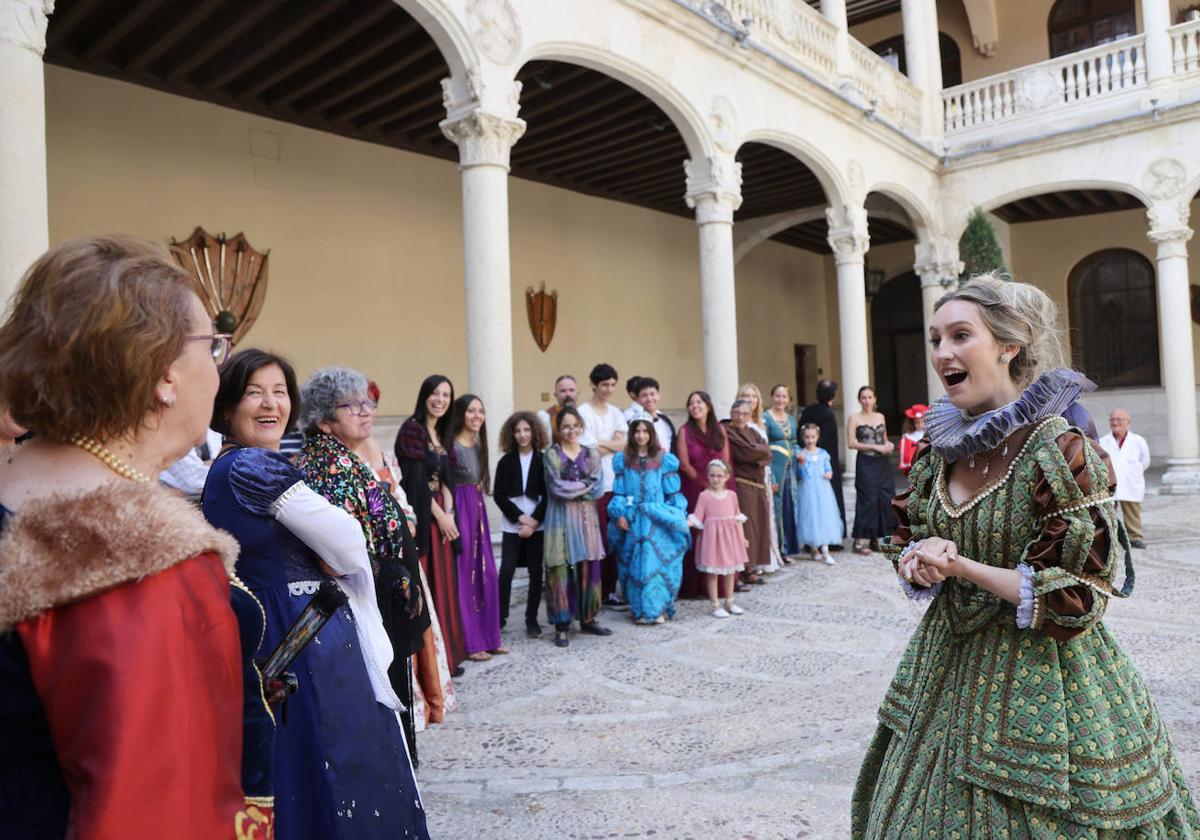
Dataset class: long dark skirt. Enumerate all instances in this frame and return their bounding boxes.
[852,454,898,540]
[423,524,466,671]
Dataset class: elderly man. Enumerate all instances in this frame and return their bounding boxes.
[537,374,579,444]
[1099,408,1151,549]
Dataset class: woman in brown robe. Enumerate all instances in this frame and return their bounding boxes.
[725,400,774,572]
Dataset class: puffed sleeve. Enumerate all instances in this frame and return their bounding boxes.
[1021,431,1128,643]
[607,453,630,520]
[18,554,244,839]
[883,439,935,570]
[661,453,687,512]
[227,448,305,516]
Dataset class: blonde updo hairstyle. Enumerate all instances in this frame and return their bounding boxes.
[933,272,1067,388]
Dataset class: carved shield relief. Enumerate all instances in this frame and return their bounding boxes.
[169,227,270,345]
[525,284,557,352]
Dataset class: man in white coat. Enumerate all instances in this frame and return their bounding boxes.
[1099,409,1151,548]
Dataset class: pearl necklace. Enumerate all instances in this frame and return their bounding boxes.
[70,435,153,483]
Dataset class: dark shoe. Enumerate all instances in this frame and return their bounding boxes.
[734,580,750,593]
[579,621,613,637]
[603,593,630,611]
[1130,539,1147,549]
[500,618,507,629]
[827,542,845,552]
[526,623,543,638]
[554,630,569,648]
[452,665,465,678]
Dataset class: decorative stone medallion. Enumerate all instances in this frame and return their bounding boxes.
[1015,67,1062,112]
[466,0,521,65]
[1142,158,1187,201]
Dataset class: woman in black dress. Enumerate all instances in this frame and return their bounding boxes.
[847,385,897,554]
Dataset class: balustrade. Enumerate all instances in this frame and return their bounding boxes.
[942,35,1146,133]
[1171,18,1200,76]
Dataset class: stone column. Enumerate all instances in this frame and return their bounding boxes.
[1148,202,1200,493]
[685,155,743,411]
[1140,0,1173,83]
[901,0,944,133]
[0,0,54,305]
[820,0,852,83]
[440,77,525,462]
[827,205,871,485]
[913,236,962,401]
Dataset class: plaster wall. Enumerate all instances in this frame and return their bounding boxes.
[43,66,835,417]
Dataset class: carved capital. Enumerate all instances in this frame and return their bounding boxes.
[826,205,870,264]
[440,109,527,170]
[913,237,963,288]
[1,0,54,55]
[685,156,743,225]
[1147,201,1193,260]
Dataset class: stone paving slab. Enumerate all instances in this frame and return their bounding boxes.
[417,494,1200,838]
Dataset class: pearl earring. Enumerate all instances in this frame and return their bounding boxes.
[159,394,176,408]
[1000,353,1012,364]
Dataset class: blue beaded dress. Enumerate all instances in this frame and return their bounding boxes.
[607,452,691,621]
[203,447,429,840]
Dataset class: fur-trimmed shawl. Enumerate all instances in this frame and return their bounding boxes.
[0,482,239,632]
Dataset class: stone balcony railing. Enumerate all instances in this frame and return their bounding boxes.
[693,0,924,133]
[942,36,1148,138]
[942,21,1200,151]
[1173,17,1200,76]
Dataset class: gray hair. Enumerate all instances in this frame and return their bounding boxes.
[300,365,369,432]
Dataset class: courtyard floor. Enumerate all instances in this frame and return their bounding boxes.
[418,493,1200,839]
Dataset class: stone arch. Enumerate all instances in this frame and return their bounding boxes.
[863,182,934,239]
[516,41,711,160]
[391,0,477,79]
[735,129,849,210]
[954,181,1150,239]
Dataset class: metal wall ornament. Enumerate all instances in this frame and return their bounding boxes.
[525,284,557,353]
[169,227,270,346]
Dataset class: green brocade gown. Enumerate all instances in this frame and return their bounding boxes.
[852,417,1200,839]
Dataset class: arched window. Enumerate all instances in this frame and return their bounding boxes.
[867,33,963,87]
[1068,249,1160,388]
[1048,0,1136,58]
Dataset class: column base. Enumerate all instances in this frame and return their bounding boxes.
[1159,458,1200,495]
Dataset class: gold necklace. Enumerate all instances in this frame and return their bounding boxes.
[70,435,153,483]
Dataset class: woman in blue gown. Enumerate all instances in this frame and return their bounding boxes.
[202,349,429,840]
[608,419,691,623]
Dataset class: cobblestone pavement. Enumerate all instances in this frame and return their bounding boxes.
[418,494,1200,839]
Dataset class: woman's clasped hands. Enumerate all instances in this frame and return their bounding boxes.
[901,537,965,588]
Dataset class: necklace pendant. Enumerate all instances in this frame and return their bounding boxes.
[968,455,975,470]
[1002,442,1009,457]
[982,460,990,476]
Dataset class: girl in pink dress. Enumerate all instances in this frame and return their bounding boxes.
[686,460,750,618]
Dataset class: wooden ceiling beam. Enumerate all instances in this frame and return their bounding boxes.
[514,102,667,158]
[519,85,641,132]
[46,0,108,46]
[125,0,228,73]
[163,1,283,82]
[80,2,162,63]
[305,47,436,115]
[203,3,336,90]
[537,134,683,178]
[237,4,398,100]
[273,28,426,108]
[353,71,448,129]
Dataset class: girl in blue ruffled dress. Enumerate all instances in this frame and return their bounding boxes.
[796,424,843,565]
[608,419,691,624]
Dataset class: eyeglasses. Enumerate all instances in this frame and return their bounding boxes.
[559,424,582,434]
[184,333,233,366]
[336,399,378,416]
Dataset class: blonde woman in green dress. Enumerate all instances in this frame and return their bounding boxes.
[853,274,1199,839]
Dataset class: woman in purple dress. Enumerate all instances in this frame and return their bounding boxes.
[448,394,508,661]
[675,390,731,598]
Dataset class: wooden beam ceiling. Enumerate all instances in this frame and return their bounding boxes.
[992,190,1144,224]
